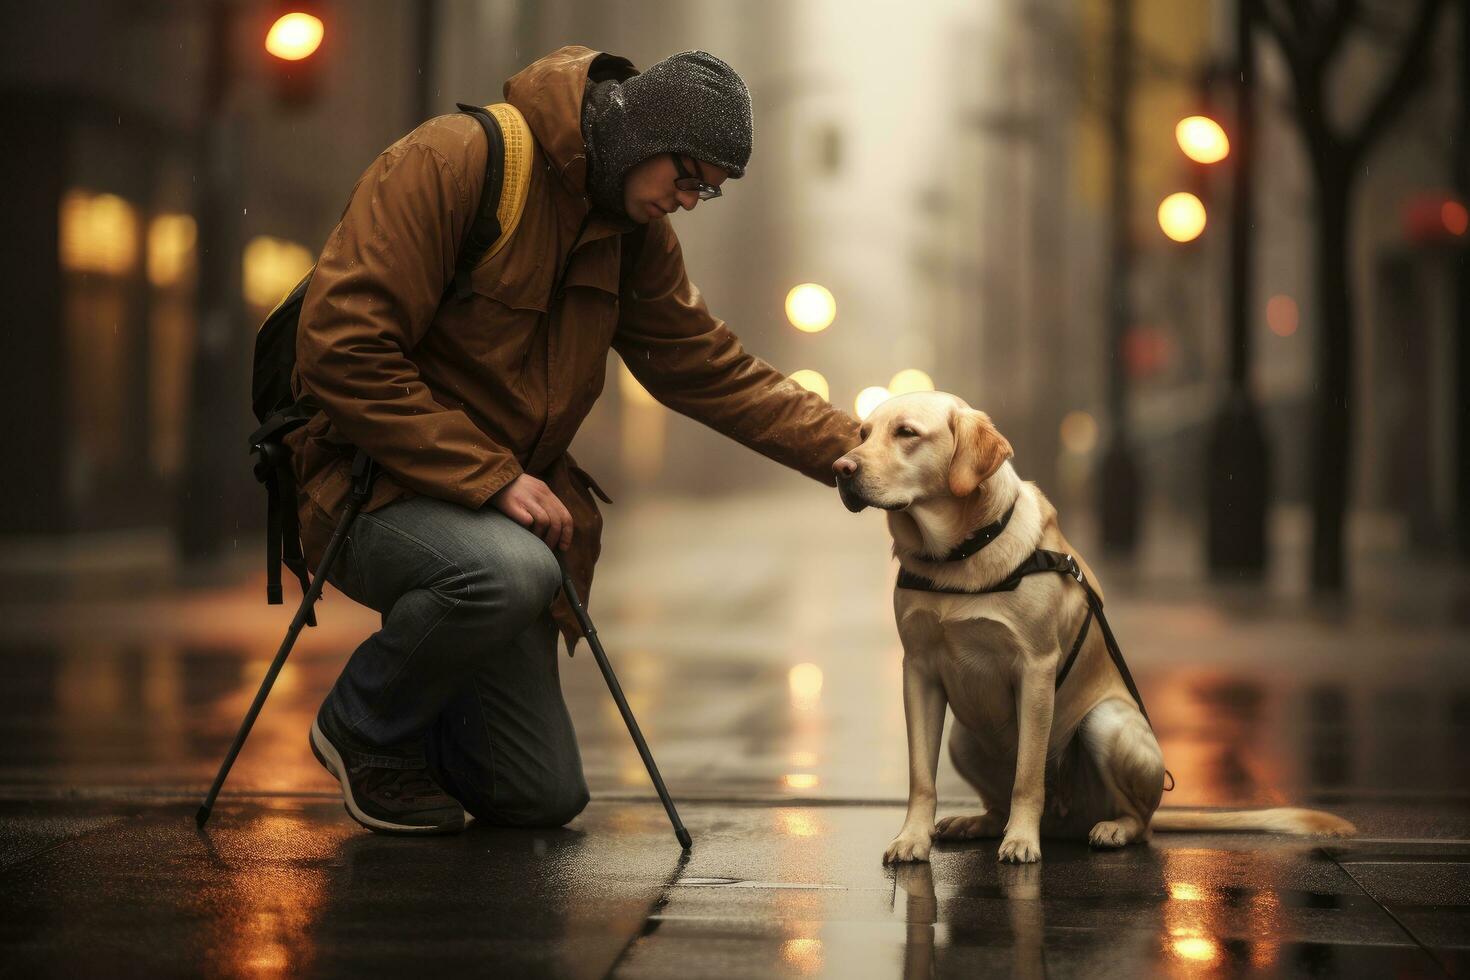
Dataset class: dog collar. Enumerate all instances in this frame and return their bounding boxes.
[929,502,1016,563]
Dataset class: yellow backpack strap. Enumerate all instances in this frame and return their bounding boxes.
[484,103,532,261]
[450,101,535,299]
[266,104,535,318]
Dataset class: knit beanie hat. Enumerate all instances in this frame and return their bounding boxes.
[582,50,753,215]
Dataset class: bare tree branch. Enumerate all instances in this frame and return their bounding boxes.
[1354,4,1411,42]
[1282,0,1311,31]
[1453,0,1470,195]
[1259,1,1302,73]
[1021,1,1192,84]
[1346,0,1448,161]
[1314,0,1359,67]
[1260,0,1331,144]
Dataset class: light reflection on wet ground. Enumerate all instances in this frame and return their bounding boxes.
[1,489,1467,976]
[3,629,1464,811]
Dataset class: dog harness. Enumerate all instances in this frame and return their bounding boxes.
[895,506,1163,744]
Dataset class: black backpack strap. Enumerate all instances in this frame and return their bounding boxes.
[274,450,313,622]
[249,411,316,627]
[260,449,283,604]
[451,103,506,300]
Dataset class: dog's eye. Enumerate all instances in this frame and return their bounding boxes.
[896,426,919,438]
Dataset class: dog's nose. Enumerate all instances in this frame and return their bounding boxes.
[833,456,858,479]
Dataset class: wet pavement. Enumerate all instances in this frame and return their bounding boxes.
[2,486,1468,977]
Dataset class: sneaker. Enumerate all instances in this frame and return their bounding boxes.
[310,714,465,835]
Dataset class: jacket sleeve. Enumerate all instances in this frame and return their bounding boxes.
[295,139,523,508]
[612,219,860,485]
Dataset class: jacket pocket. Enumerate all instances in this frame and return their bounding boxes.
[468,259,551,313]
[560,243,620,296]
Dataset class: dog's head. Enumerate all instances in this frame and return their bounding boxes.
[832,392,1013,513]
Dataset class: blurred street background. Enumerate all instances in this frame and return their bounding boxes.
[2,0,1468,977]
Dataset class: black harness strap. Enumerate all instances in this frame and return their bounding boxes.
[895,547,1073,596]
[1067,560,1153,728]
[1055,606,1094,692]
[897,549,1154,728]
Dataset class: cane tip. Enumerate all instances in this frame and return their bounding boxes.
[195,805,211,828]
[677,828,692,850]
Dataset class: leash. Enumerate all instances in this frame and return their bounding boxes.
[897,549,1175,792]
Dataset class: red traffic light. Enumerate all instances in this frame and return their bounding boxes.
[265,12,324,61]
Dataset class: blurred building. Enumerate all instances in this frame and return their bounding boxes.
[1,2,432,547]
[913,0,1465,562]
[0,0,1463,574]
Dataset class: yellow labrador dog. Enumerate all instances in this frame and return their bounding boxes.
[833,391,1354,864]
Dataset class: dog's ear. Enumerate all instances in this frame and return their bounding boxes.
[948,409,1014,497]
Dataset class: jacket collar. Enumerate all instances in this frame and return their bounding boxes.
[504,46,638,202]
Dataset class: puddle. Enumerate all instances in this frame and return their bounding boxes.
[676,876,848,890]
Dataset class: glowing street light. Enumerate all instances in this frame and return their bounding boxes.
[1175,116,1230,164]
[788,663,823,709]
[786,283,836,333]
[855,386,890,420]
[1158,192,1207,242]
[887,368,934,396]
[789,369,830,401]
[265,12,324,61]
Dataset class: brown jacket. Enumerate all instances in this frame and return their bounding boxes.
[287,46,859,649]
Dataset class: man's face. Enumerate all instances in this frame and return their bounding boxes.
[621,153,730,224]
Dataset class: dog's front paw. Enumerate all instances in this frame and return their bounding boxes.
[934,813,1004,840]
[997,833,1041,863]
[1088,820,1131,848]
[883,827,933,864]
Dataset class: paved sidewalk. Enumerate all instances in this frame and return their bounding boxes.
[3,797,1465,977]
[1,488,1467,976]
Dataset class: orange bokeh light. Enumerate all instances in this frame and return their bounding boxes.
[1158,192,1207,242]
[265,13,324,61]
[1176,116,1230,164]
[1266,295,1299,337]
[1444,200,1469,236]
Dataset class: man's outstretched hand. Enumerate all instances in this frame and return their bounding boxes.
[490,473,573,551]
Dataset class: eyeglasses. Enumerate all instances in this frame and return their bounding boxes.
[671,154,722,201]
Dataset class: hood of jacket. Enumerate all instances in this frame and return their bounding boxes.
[503,45,639,200]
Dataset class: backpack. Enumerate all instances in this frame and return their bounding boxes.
[247,102,534,616]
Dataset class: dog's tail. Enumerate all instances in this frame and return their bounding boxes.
[1150,807,1355,837]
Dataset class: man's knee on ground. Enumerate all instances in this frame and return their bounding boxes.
[475,779,589,829]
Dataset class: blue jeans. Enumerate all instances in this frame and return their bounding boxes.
[321,494,589,828]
